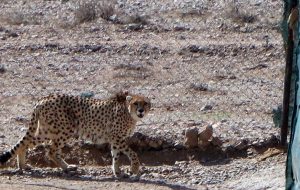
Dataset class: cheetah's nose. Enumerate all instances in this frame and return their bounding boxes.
[137,108,144,118]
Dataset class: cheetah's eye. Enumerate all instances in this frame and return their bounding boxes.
[133,102,138,106]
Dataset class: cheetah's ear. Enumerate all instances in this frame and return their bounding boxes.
[126,95,133,102]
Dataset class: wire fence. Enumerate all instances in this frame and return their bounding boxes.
[0,0,285,145]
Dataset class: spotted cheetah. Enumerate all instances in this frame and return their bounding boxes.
[0,92,151,177]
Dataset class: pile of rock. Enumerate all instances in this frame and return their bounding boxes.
[184,125,222,150]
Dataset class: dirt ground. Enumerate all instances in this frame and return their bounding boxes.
[0,0,286,189]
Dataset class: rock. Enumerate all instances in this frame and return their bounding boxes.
[212,122,221,129]
[222,144,235,153]
[184,127,198,148]
[0,64,6,74]
[187,121,202,127]
[189,83,209,91]
[198,125,213,149]
[199,125,213,141]
[20,127,27,132]
[234,139,248,150]
[148,139,162,149]
[187,45,207,53]
[200,104,213,111]
[109,14,118,23]
[173,24,190,31]
[211,136,223,147]
[7,32,18,38]
[14,116,28,123]
[247,147,258,156]
[126,23,143,31]
[80,91,95,98]
[174,143,185,150]
[189,178,201,184]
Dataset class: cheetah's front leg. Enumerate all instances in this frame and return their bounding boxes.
[120,142,140,175]
[111,141,140,178]
[111,147,121,177]
[124,148,140,175]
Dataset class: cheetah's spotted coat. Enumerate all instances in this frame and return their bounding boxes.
[0,92,151,177]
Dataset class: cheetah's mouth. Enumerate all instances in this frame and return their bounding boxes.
[137,113,144,118]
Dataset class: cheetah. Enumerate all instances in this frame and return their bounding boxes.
[0,92,151,177]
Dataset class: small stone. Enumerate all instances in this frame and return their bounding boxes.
[200,104,213,111]
[247,147,258,156]
[0,64,6,74]
[178,35,186,40]
[7,32,18,38]
[126,23,143,31]
[234,139,248,150]
[188,45,205,53]
[189,179,201,184]
[109,14,118,22]
[187,121,202,127]
[173,24,189,31]
[189,83,209,91]
[80,91,95,98]
[20,127,27,132]
[14,116,28,123]
[240,27,248,33]
[174,142,184,150]
[103,36,111,41]
[212,122,221,129]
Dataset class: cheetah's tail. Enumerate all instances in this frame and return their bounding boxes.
[0,110,39,165]
[0,151,12,164]
[0,136,27,164]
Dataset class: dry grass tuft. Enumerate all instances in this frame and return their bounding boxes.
[74,1,97,24]
[73,0,148,26]
[98,1,116,21]
[125,14,149,25]
[224,1,257,23]
[73,0,117,24]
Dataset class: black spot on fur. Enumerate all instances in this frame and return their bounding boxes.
[0,151,12,164]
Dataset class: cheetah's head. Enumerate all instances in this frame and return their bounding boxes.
[126,95,151,121]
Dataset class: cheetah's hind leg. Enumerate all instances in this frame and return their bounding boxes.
[46,139,77,172]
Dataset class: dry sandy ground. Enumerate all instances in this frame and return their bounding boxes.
[0,153,286,190]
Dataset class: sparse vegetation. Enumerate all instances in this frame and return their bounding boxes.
[125,14,149,25]
[98,0,116,21]
[0,11,40,25]
[74,1,97,24]
[73,0,117,24]
[72,0,148,26]
[224,1,257,23]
